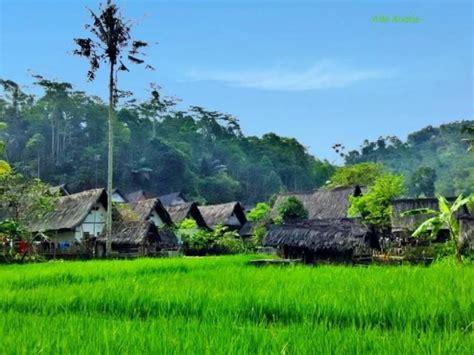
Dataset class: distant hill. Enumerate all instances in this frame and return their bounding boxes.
[343,121,474,196]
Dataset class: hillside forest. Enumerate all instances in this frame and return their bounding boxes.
[0,78,472,204]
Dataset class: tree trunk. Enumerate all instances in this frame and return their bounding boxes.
[105,62,115,257]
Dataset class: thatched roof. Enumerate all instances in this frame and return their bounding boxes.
[166,202,208,228]
[264,218,377,254]
[198,202,247,229]
[159,192,187,207]
[124,198,172,225]
[99,220,178,249]
[272,186,364,219]
[126,190,147,203]
[29,188,107,232]
[391,198,469,232]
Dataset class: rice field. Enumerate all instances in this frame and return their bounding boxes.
[0,256,473,354]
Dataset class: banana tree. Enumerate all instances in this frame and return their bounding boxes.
[401,194,472,261]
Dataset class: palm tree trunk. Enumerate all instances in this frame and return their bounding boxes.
[105,62,115,257]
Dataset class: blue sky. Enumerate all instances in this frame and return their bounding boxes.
[0,0,472,163]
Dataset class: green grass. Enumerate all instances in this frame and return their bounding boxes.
[0,255,473,354]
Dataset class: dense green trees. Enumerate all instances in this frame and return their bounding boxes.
[343,122,474,196]
[0,78,334,205]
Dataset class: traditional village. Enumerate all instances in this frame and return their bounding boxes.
[2,182,472,263]
[1,0,473,353]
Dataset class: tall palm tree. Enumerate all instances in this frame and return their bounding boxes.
[73,0,153,256]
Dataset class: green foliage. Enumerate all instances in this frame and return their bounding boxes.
[277,196,308,221]
[178,218,198,230]
[0,121,10,176]
[0,257,472,353]
[408,166,436,197]
[349,174,405,226]
[180,224,244,255]
[327,162,385,187]
[0,79,334,204]
[401,194,473,261]
[345,121,474,196]
[246,202,271,222]
[0,173,58,239]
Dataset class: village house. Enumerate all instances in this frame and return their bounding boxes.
[272,185,365,219]
[159,192,188,207]
[198,202,247,230]
[124,198,173,226]
[106,198,179,256]
[28,188,108,246]
[166,202,208,229]
[98,220,179,258]
[264,218,379,263]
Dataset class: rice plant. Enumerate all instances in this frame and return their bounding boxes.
[0,256,472,354]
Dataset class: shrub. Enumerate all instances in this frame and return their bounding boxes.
[180,224,245,256]
[277,197,308,221]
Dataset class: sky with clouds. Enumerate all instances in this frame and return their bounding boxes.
[1,0,472,163]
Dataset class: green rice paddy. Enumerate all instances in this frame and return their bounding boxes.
[0,256,473,354]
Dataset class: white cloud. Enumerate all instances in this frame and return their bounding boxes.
[184,60,394,91]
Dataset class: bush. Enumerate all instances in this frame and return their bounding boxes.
[180,224,245,256]
[277,197,308,221]
[246,203,271,222]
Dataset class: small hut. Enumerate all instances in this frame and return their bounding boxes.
[263,218,378,263]
[29,188,107,243]
[390,198,469,240]
[198,202,247,230]
[126,190,147,203]
[159,192,188,207]
[124,198,173,227]
[98,220,178,257]
[166,202,208,229]
[272,186,364,219]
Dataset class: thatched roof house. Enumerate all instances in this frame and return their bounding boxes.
[159,192,188,207]
[124,198,173,226]
[166,202,208,228]
[264,218,378,262]
[198,202,247,229]
[391,198,469,234]
[29,188,108,242]
[126,190,147,203]
[98,220,178,257]
[272,186,364,219]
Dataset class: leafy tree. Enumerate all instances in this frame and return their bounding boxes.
[401,195,473,261]
[247,202,271,222]
[277,197,308,221]
[0,122,11,175]
[409,167,436,197]
[349,174,405,227]
[0,173,58,238]
[73,0,153,256]
[327,162,385,187]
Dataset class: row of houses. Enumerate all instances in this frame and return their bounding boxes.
[15,186,249,258]
[3,183,472,261]
[264,186,473,262]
